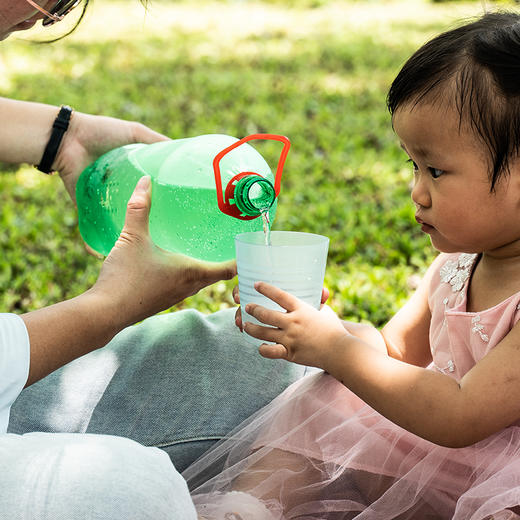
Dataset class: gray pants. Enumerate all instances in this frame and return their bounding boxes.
[4,309,308,519]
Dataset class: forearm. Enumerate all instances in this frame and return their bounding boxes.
[341,320,388,354]
[323,335,469,447]
[0,97,62,166]
[21,289,124,387]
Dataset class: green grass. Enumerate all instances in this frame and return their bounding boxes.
[0,0,507,325]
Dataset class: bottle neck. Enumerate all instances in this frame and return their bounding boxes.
[233,175,276,216]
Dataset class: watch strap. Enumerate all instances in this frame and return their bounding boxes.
[37,105,73,174]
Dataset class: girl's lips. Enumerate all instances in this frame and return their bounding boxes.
[416,215,435,233]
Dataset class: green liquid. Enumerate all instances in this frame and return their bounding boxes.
[76,137,278,262]
[77,168,276,262]
[150,181,276,262]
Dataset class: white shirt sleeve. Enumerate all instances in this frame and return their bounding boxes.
[0,313,30,434]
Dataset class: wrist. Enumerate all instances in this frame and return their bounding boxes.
[320,330,352,374]
[0,99,62,166]
[37,105,73,174]
[79,288,128,342]
[87,282,148,333]
[53,109,83,169]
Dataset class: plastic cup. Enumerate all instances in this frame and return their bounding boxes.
[235,231,329,346]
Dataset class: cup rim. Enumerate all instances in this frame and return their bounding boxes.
[235,230,329,247]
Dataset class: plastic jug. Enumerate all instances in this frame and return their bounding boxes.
[76,134,290,262]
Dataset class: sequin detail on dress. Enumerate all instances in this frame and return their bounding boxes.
[437,360,455,374]
[435,254,479,374]
[439,253,477,292]
[471,315,489,342]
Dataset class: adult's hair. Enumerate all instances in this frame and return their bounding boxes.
[44,0,89,42]
[387,11,520,190]
[46,0,148,42]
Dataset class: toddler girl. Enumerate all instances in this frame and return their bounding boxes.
[186,11,520,519]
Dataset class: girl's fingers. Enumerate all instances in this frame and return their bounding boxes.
[258,343,288,360]
[235,307,243,332]
[254,282,299,312]
[232,285,240,304]
[243,322,283,344]
[321,287,330,304]
[233,286,243,331]
[245,303,286,328]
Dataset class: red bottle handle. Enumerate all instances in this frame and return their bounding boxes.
[213,134,291,219]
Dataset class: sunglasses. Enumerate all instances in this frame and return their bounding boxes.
[25,0,81,26]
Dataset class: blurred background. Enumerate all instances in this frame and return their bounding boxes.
[1,0,517,325]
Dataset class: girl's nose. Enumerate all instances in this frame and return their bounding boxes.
[411,173,432,209]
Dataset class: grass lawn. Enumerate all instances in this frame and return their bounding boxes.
[0,0,511,325]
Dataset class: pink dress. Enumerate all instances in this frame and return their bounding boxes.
[186,253,520,519]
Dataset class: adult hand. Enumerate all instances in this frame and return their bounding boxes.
[54,111,169,203]
[233,284,330,332]
[91,176,237,327]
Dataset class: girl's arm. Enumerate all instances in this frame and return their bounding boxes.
[309,255,442,362]
[235,262,435,362]
[339,244,438,365]
[339,320,389,355]
[244,254,520,448]
[321,319,520,448]
[378,254,447,366]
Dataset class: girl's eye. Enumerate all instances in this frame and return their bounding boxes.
[406,159,418,172]
[428,167,444,179]
[406,159,444,179]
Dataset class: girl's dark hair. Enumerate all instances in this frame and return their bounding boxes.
[387,11,520,190]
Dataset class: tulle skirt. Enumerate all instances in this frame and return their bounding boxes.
[184,371,520,519]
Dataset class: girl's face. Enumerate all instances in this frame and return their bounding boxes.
[393,102,520,258]
[0,1,55,40]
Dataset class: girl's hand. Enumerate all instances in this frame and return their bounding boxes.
[233,284,330,332]
[91,176,236,327]
[54,111,169,203]
[243,282,347,369]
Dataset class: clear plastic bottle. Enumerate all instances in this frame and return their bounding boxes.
[76,134,290,262]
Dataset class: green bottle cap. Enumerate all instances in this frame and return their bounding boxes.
[234,176,276,216]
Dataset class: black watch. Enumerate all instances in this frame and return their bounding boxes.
[37,105,73,174]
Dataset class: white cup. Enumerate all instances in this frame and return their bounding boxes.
[235,231,329,346]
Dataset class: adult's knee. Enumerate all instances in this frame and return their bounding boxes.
[0,433,197,519]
